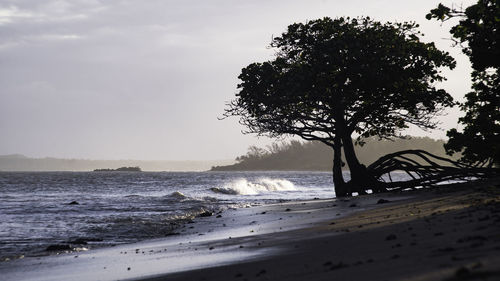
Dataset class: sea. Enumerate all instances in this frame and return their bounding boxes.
[0,171,342,260]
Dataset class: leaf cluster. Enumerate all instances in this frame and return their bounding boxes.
[427,0,500,70]
[445,71,500,166]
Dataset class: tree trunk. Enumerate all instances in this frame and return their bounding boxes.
[332,137,348,197]
[333,108,370,194]
[341,135,370,194]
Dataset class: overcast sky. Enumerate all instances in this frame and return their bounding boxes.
[0,0,476,160]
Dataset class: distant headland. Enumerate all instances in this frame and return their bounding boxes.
[211,137,456,171]
[93,166,142,172]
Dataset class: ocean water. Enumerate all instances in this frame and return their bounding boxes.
[0,171,338,260]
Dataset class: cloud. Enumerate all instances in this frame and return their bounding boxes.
[0,1,110,54]
[0,5,36,25]
[0,1,103,25]
[31,33,83,41]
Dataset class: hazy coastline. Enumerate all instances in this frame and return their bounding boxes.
[0,154,233,172]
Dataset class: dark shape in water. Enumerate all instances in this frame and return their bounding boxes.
[68,201,79,205]
[377,199,390,204]
[197,211,213,217]
[46,244,72,251]
[67,239,87,245]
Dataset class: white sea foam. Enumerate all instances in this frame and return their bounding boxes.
[211,178,296,195]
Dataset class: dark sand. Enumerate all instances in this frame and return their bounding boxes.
[143,180,500,281]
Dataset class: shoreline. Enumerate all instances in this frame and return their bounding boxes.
[1,179,499,281]
[153,180,500,281]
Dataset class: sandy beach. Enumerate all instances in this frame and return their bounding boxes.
[1,179,499,281]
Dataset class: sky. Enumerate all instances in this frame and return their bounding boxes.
[0,0,476,161]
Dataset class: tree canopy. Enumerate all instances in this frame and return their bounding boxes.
[224,17,456,195]
[228,17,455,144]
[428,0,500,167]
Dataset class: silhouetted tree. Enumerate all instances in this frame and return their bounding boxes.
[223,17,456,196]
[427,0,500,167]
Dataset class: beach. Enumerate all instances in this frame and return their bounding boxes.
[1,179,499,281]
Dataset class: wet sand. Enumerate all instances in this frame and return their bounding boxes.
[1,179,499,281]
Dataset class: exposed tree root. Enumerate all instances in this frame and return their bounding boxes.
[350,150,500,193]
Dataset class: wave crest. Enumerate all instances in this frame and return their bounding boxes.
[169,191,187,199]
[210,178,296,195]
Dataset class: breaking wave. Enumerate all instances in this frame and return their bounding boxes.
[210,178,296,195]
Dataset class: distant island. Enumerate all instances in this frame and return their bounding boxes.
[93,166,142,172]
